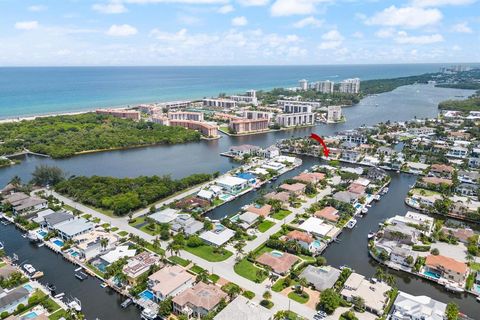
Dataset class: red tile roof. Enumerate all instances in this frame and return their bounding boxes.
[425,255,468,275]
[315,207,339,222]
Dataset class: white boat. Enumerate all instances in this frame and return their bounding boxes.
[27,231,39,243]
[361,208,368,214]
[67,298,82,312]
[367,232,376,239]
[74,267,83,272]
[445,284,464,293]
[347,219,357,229]
[23,264,36,274]
[141,308,158,320]
[54,293,65,299]
[373,195,381,201]
[0,242,4,250]
[100,282,108,288]
[37,243,44,248]
[477,296,480,302]
[382,187,389,195]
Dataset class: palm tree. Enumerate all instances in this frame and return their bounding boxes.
[263,290,272,300]
[100,238,109,252]
[298,277,308,293]
[196,270,209,283]
[153,237,161,250]
[166,242,176,256]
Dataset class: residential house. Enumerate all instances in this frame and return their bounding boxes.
[256,251,299,275]
[314,207,339,223]
[300,265,340,291]
[424,255,468,284]
[171,214,203,236]
[298,217,335,238]
[348,183,366,196]
[123,251,160,285]
[173,282,227,318]
[447,146,468,158]
[216,176,249,194]
[279,183,306,196]
[390,246,418,267]
[264,192,290,205]
[341,150,360,162]
[367,167,388,182]
[228,145,261,157]
[333,191,360,204]
[150,208,179,224]
[341,273,391,316]
[42,211,75,230]
[245,204,272,217]
[419,177,453,189]
[382,225,419,245]
[262,146,280,159]
[73,230,120,260]
[148,265,195,302]
[54,218,94,240]
[456,183,477,197]
[391,291,446,320]
[284,230,324,254]
[214,296,273,320]
[0,287,30,314]
[440,227,475,244]
[293,172,325,185]
[238,211,259,229]
[430,164,454,178]
[199,225,235,247]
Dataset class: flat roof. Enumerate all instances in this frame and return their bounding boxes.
[54,218,93,236]
[213,296,272,320]
[299,217,333,237]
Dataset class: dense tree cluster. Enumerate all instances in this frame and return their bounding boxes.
[55,173,213,215]
[438,91,480,112]
[0,113,200,158]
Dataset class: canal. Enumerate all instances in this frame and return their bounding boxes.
[0,223,141,320]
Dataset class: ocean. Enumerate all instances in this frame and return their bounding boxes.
[0,64,453,119]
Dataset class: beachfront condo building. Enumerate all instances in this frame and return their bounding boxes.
[298,79,308,91]
[277,100,321,110]
[241,110,272,121]
[339,78,361,94]
[327,106,342,122]
[276,113,314,127]
[202,98,237,109]
[96,109,141,121]
[168,111,204,122]
[229,118,270,134]
[315,80,335,93]
[230,90,258,106]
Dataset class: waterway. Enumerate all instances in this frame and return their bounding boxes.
[0,83,478,318]
[0,223,142,319]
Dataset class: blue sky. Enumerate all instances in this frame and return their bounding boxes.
[0,0,478,66]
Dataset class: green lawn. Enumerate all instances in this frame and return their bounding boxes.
[209,274,220,283]
[0,262,6,268]
[169,256,190,267]
[272,278,298,292]
[110,227,119,232]
[257,220,275,233]
[144,242,165,255]
[468,262,480,271]
[117,230,129,237]
[48,310,67,320]
[271,209,292,220]
[189,264,205,274]
[242,290,255,299]
[411,188,441,197]
[288,291,309,304]
[212,198,225,207]
[184,245,233,262]
[234,259,268,283]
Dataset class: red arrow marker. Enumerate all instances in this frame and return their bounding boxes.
[310,133,330,158]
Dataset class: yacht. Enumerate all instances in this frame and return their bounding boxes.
[27,231,40,243]
[75,272,87,281]
[121,298,132,308]
[347,219,357,229]
[23,264,36,274]
[67,298,82,312]
[477,296,480,302]
[367,232,376,239]
[54,293,65,299]
[445,284,464,293]
[381,187,389,195]
[141,307,158,320]
[361,208,368,214]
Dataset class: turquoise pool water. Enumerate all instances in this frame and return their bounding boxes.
[21,311,38,320]
[271,251,283,258]
[311,240,323,250]
[23,284,34,292]
[53,239,64,247]
[423,270,441,279]
[37,230,47,238]
[139,290,154,301]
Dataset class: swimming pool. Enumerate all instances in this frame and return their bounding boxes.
[36,230,47,238]
[71,251,79,257]
[423,270,441,279]
[21,311,38,320]
[311,240,323,250]
[139,290,155,301]
[23,284,34,292]
[92,259,109,273]
[354,203,362,209]
[214,223,225,232]
[53,239,64,247]
[271,251,284,258]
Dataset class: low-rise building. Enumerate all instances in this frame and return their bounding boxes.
[341,273,391,316]
[54,218,94,240]
[216,176,249,194]
[173,282,227,318]
[148,265,195,302]
[390,246,418,267]
[229,118,270,134]
[298,217,334,238]
[41,211,74,230]
[424,255,468,284]
[199,224,235,247]
[256,251,299,275]
[284,230,324,254]
[314,207,339,223]
[73,229,120,260]
[203,98,237,109]
[300,265,341,291]
[390,291,446,320]
[213,296,272,320]
[123,251,160,285]
[0,287,30,314]
[293,172,325,185]
[279,182,306,195]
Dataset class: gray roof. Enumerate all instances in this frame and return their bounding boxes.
[300,265,340,291]
[13,197,47,211]
[44,212,74,226]
[54,218,93,237]
[333,191,359,203]
[0,287,29,309]
[213,296,272,320]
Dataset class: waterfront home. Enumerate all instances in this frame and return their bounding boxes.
[382,224,419,245]
[293,172,325,185]
[337,130,368,145]
[238,211,259,229]
[41,211,75,230]
[0,287,30,314]
[377,146,395,156]
[469,156,480,168]
[172,282,227,318]
[448,131,471,141]
[31,208,55,225]
[73,229,120,260]
[256,251,299,275]
[407,127,435,137]
[0,184,16,196]
[390,246,418,268]
[262,146,280,159]
[214,296,273,320]
[298,217,335,238]
[0,265,18,279]
[419,177,453,189]
[457,170,480,184]
[279,183,306,196]
[100,245,136,265]
[340,150,360,162]
[391,291,446,320]
[171,214,203,236]
[447,146,468,158]
[424,254,468,284]
[150,208,179,224]
[388,212,434,236]
[347,183,366,196]
[366,167,388,182]
[333,191,360,204]
[406,162,429,175]
[175,196,210,211]
[440,227,475,244]
[430,164,455,177]
[340,272,391,316]
[228,145,261,157]
[123,251,160,285]
[300,265,340,291]
[245,204,272,217]
[54,218,94,240]
[197,189,214,201]
[2,193,47,215]
[264,192,290,205]
[148,265,194,302]
[410,193,442,208]
[199,224,235,247]
[314,207,339,224]
[284,230,324,254]
[261,161,286,172]
[216,176,249,194]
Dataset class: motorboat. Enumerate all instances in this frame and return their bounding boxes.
[54,293,65,299]
[346,219,357,229]
[74,266,83,272]
[67,298,82,312]
[373,195,381,201]
[381,187,389,195]
[121,298,132,308]
[141,307,158,320]
[27,231,40,243]
[23,264,36,274]
[477,296,480,302]
[75,272,87,281]
[100,282,108,288]
[0,241,4,250]
[361,208,368,214]
[37,243,44,248]
[47,283,56,292]
[445,284,464,293]
[367,232,376,239]
[32,271,44,279]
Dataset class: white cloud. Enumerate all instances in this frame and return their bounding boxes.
[106,24,138,36]
[293,16,323,28]
[395,31,444,44]
[318,29,344,50]
[366,6,442,29]
[375,28,396,38]
[123,0,227,3]
[28,5,47,12]
[452,22,472,33]
[15,21,39,30]
[92,2,128,14]
[271,0,316,16]
[232,16,248,26]
[411,0,475,7]
[238,0,269,5]
[352,31,364,39]
[218,4,234,13]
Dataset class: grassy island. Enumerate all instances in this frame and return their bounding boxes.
[55,173,215,215]
[0,113,201,158]
[438,90,480,112]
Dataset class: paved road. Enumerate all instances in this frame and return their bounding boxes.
[44,187,334,319]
